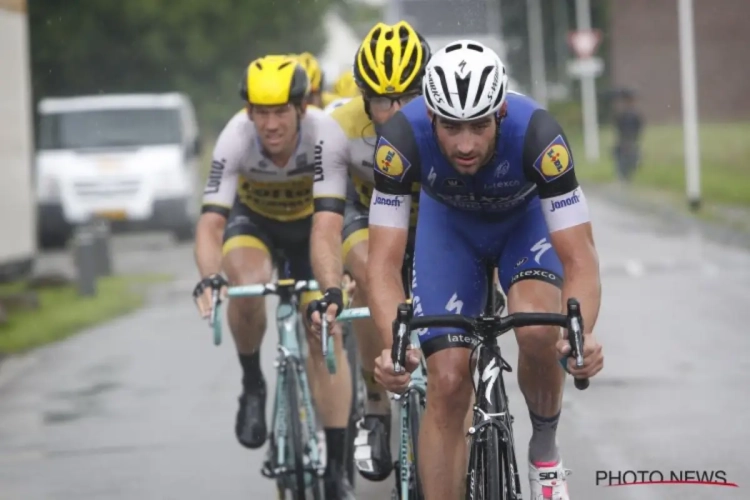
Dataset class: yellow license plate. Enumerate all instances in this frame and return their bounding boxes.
[95,210,127,220]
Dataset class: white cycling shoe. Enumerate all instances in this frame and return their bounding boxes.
[528,459,571,500]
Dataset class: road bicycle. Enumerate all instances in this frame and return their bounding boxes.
[391,261,589,499]
[210,254,330,499]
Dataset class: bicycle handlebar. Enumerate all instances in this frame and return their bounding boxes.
[392,298,589,390]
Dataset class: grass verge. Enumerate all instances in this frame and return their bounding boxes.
[0,273,171,354]
[570,122,750,206]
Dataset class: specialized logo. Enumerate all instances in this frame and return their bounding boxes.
[549,190,581,212]
[482,358,500,404]
[533,134,573,182]
[373,195,402,207]
[458,60,467,73]
[375,137,411,180]
[531,237,552,264]
[428,166,437,186]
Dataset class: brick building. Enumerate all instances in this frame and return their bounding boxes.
[610,0,750,124]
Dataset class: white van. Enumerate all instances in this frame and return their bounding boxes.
[35,93,202,247]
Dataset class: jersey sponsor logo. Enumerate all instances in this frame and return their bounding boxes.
[533,134,573,182]
[314,141,324,182]
[375,137,411,180]
[494,160,510,178]
[204,159,225,194]
[509,268,559,286]
[443,178,466,190]
[549,190,581,212]
[373,194,403,207]
[483,179,521,189]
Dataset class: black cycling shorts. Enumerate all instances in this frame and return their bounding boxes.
[222,196,313,281]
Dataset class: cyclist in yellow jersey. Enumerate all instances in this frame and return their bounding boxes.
[324,70,361,113]
[293,52,325,109]
[307,21,431,483]
[191,55,355,499]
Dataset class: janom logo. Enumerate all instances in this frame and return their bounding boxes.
[550,192,580,212]
[374,195,401,207]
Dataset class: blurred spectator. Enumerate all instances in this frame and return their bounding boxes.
[612,89,644,181]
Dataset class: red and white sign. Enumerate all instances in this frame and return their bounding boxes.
[568,29,602,59]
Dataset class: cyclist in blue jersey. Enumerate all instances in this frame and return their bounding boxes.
[367,40,604,500]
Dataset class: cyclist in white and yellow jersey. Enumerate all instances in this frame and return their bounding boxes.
[307,21,431,483]
[324,70,361,113]
[292,51,326,109]
[192,55,355,499]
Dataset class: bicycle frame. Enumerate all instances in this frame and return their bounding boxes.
[335,306,425,499]
[470,334,522,498]
[211,279,326,484]
[393,328,427,497]
[264,288,325,481]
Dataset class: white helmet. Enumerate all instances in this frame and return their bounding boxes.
[423,40,509,121]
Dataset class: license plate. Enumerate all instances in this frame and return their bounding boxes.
[95,210,127,220]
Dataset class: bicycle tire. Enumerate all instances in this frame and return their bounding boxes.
[407,390,424,500]
[284,361,316,499]
[343,323,363,487]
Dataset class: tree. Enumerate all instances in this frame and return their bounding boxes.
[28,0,339,134]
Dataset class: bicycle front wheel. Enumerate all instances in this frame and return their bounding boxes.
[466,422,504,500]
[407,390,424,500]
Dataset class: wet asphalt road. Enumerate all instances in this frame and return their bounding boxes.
[1,191,749,500]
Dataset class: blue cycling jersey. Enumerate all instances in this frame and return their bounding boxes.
[372,91,580,218]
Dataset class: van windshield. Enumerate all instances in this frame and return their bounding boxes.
[38,108,182,150]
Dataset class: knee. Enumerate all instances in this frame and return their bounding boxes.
[222,249,273,286]
[427,363,472,422]
[516,324,558,360]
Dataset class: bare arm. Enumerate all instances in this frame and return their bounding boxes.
[194,213,227,277]
[550,222,601,332]
[311,212,344,290]
[194,111,244,278]
[367,224,409,348]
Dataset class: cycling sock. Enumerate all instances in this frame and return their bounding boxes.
[362,369,389,414]
[528,409,561,464]
[239,352,263,392]
[324,427,347,474]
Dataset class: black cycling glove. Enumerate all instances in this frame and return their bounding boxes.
[192,274,228,301]
[306,287,344,321]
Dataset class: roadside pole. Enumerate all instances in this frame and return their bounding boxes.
[568,0,602,162]
[678,0,701,211]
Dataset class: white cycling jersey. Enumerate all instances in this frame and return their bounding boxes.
[201,106,333,222]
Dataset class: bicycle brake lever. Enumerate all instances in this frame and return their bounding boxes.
[320,303,329,357]
[566,298,589,390]
[391,303,413,374]
[209,288,219,327]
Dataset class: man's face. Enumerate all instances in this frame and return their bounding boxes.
[248,104,299,156]
[433,114,497,174]
[369,91,420,126]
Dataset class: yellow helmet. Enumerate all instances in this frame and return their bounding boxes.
[332,70,360,98]
[240,55,309,106]
[354,21,431,95]
[292,52,323,93]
